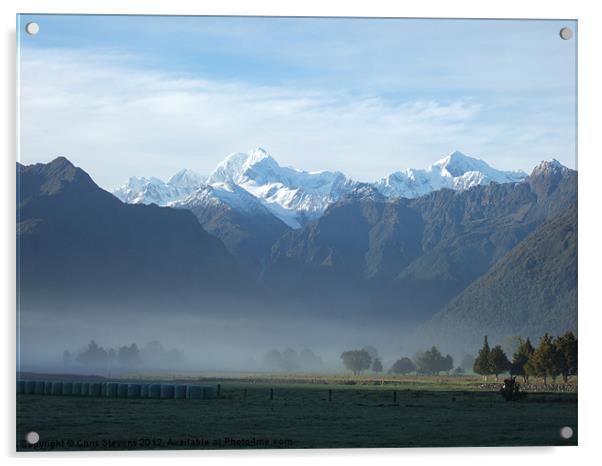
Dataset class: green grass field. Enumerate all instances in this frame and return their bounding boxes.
[16,375,577,451]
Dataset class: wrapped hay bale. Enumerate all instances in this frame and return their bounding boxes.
[34,381,45,395]
[140,384,149,398]
[24,381,36,394]
[106,383,118,397]
[127,384,142,398]
[117,383,129,398]
[149,384,161,398]
[17,380,25,394]
[51,382,63,396]
[160,384,175,398]
[44,382,53,395]
[63,382,73,396]
[89,382,102,397]
[80,382,90,396]
[202,385,218,400]
[186,385,203,400]
[174,385,187,399]
[71,382,82,396]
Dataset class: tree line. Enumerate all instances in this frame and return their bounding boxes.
[473,332,577,383]
[341,346,455,376]
[62,340,184,369]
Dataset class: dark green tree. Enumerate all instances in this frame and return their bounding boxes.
[525,333,560,384]
[442,354,454,375]
[415,346,447,375]
[341,350,372,375]
[473,336,492,380]
[372,357,383,373]
[489,345,510,380]
[555,331,578,382]
[389,357,416,375]
[510,338,535,382]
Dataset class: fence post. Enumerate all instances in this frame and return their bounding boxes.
[328,389,332,402]
[270,388,274,400]
[393,391,397,403]
[217,383,221,399]
[243,388,247,401]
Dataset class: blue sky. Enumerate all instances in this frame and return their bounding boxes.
[18,15,577,190]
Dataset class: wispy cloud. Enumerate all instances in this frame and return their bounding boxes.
[19,42,574,190]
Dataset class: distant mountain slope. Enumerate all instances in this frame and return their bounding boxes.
[266,160,576,321]
[17,157,240,306]
[172,182,291,274]
[422,201,577,350]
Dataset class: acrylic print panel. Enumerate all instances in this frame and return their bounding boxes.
[16,14,577,451]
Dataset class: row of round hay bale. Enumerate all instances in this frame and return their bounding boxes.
[18,380,219,400]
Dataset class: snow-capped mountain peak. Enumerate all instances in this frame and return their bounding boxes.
[375,151,527,199]
[114,168,204,206]
[167,168,205,189]
[115,149,540,229]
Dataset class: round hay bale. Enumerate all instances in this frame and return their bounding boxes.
[71,382,82,396]
[174,385,187,399]
[89,382,102,397]
[140,384,149,398]
[51,382,63,396]
[187,385,203,400]
[63,382,73,396]
[80,382,90,396]
[34,381,45,395]
[127,384,142,398]
[44,382,53,395]
[106,383,118,397]
[149,384,161,398]
[17,380,25,394]
[160,384,175,398]
[202,385,218,400]
[117,383,129,398]
[24,381,36,394]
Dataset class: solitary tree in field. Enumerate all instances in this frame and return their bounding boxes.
[372,357,383,373]
[554,331,578,382]
[282,348,300,371]
[525,333,560,384]
[473,336,492,380]
[389,357,416,375]
[510,338,534,382]
[62,349,72,365]
[341,350,372,376]
[489,345,510,380]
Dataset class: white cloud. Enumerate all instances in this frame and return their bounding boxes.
[19,47,574,190]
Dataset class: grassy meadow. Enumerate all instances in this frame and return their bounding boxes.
[16,373,577,451]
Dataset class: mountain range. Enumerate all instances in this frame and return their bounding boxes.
[114,148,527,229]
[18,152,577,351]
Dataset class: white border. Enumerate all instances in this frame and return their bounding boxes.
[2,1,601,465]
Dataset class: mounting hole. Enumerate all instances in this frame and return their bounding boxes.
[560,426,573,439]
[25,431,39,445]
[25,22,39,36]
[559,27,573,40]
